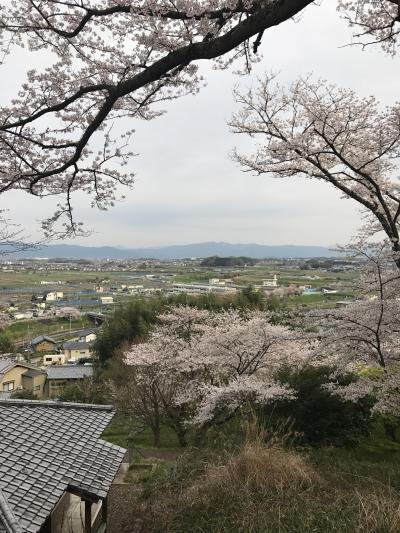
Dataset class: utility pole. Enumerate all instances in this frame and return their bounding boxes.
[26,324,31,364]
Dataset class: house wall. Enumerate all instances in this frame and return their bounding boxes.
[51,492,104,533]
[33,341,56,352]
[21,373,46,398]
[0,366,46,396]
[81,333,96,343]
[0,366,26,392]
[46,378,79,398]
[64,348,91,359]
[43,354,66,366]
[50,491,73,532]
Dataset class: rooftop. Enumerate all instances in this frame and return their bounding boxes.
[0,360,44,379]
[30,336,57,346]
[46,365,93,380]
[21,369,45,379]
[62,341,92,351]
[0,399,125,532]
[0,359,14,374]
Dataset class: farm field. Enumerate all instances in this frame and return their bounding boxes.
[5,316,93,344]
[0,257,359,351]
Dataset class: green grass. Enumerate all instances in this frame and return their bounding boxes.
[102,415,180,449]
[124,457,174,484]
[287,292,353,307]
[4,316,92,342]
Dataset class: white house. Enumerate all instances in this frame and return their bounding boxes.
[43,353,67,366]
[43,291,64,301]
[71,328,97,343]
[100,296,114,304]
[262,275,278,288]
[62,341,93,361]
[169,283,237,295]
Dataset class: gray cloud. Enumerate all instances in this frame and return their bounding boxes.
[1,1,398,247]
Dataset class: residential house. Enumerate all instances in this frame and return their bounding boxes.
[13,312,33,320]
[30,335,58,353]
[0,399,126,533]
[62,341,93,361]
[42,353,68,366]
[43,291,64,302]
[0,358,46,398]
[45,365,94,398]
[54,306,80,319]
[70,328,97,343]
[168,283,237,295]
[100,296,113,305]
[321,287,338,294]
[262,275,278,288]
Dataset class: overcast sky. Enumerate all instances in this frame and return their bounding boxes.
[1,1,399,249]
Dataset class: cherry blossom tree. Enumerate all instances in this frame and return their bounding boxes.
[111,363,165,447]
[124,306,217,446]
[230,75,400,267]
[0,1,398,235]
[310,244,400,369]
[306,241,400,418]
[0,0,314,235]
[338,0,400,53]
[124,306,313,444]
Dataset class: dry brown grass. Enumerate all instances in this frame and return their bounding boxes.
[354,488,400,532]
[194,439,319,497]
[111,424,400,533]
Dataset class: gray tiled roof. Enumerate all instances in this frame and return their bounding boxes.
[63,341,92,350]
[0,359,14,374]
[21,369,45,379]
[46,365,93,380]
[0,399,126,533]
[30,336,57,346]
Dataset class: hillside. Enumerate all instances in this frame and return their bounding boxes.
[9,242,338,260]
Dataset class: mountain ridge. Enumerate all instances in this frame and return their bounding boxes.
[8,242,339,260]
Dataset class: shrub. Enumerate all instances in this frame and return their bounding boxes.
[94,298,165,366]
[194,439,319,496]
[263,365,374,447]
[10,390,36,400]
[0,332,14,353]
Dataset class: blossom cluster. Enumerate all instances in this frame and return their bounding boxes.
[125,306,313,425]
[230,75,400,262]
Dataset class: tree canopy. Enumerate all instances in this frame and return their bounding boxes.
[0,0,399,235]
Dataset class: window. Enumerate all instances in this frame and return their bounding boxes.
[34,385,41,391]
[45,357,52,362]
[3,381,14,392]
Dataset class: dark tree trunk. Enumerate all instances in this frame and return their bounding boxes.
[193,422,212,448]
[152,424,161,448]
[383,419,398,442]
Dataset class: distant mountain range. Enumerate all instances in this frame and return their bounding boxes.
[7,242,339,260]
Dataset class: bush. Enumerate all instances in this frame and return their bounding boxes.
[263,366,374,447]
[94,298,165,366]
[0,332,14,353]
[10,390,37,400]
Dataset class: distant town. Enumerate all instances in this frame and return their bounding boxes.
[0,253,359,411]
